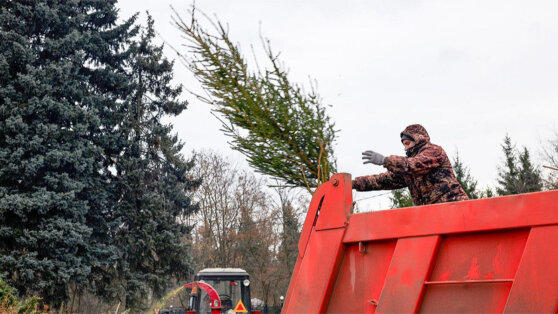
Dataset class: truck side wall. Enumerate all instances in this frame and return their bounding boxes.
[283,173,558,313]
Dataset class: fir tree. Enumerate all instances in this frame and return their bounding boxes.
[276,196,300,300]
[496,135,519,196]
[173,8,337,192]
[483,187,495,198]
[278,200,300,277]
[112,15,199,310]
[496,135,542,195]
[452,152,481,199]
[74,2,138,304]
[0,0,136,306]
[517,147,543,193]
[390,188,413,208]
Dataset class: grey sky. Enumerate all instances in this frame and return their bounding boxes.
[117,0,558,210]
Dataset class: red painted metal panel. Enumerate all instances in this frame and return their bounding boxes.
[504,225,558,313]
[283,173,558,313]
[376,236,440,313]
[315,175,352,231]
[420,282,512,313]
[283,174,352,313]
[282,228,346,313]
[416,230,528,313]
[326,241,396,313]
[282,253,302,310]
[430,230,528,281]
[297,184,326,259]
[344,190,558,243]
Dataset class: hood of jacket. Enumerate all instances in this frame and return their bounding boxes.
[400,124,430,157]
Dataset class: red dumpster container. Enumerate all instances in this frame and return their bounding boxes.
[283,173,558,313]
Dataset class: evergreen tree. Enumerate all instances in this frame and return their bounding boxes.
[496,135,542,195]
[517,147,543,193]
[0,278,40,313]
[496,135,519,196]
[74,2,138,304]
[452,152,481,199]
[112,15,199,310]
[0,0,136,305]
[276,196,300,302]
[278,200,299,278]
[173,8,337,192]
[390,189,413,208]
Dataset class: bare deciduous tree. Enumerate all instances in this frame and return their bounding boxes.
[542,131,558,189]
[190,150,288,305]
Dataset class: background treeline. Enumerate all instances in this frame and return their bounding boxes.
[188,151,304,309]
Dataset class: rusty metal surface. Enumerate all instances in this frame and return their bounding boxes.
[282,173,558,313]
[420,282,512,313]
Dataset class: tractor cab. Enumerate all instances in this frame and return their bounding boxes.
[186,268,253,314]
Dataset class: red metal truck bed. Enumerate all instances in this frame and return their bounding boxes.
[283,173,558,313]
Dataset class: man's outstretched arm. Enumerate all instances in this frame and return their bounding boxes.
[352,171,407,191]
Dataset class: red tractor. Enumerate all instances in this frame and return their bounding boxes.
[184,268,260,314]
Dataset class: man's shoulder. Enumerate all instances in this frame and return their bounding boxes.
[418,142,448,156]
[418,142,443,151]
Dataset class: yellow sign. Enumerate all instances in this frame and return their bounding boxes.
[233,299,248,313]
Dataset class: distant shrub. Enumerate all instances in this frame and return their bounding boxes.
[0,278,40,314]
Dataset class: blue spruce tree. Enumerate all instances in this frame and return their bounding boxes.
[111,14,199,310]
[0,0,136,306]
[496,135,542,195]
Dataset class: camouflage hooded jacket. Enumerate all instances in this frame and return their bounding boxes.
[353,124,469,206]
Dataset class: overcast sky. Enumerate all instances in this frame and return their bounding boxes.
[117,0,558,210]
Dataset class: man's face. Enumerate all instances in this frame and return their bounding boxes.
[402,139,415,151]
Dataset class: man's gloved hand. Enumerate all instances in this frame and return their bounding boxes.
[362,150,385,165]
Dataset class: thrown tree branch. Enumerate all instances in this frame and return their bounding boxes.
[171,6,337,192]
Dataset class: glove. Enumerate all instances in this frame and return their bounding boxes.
[362,150,385,166]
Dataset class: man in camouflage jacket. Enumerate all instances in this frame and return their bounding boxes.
[352,124,469,206]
